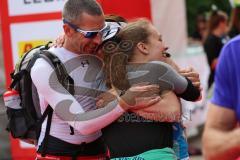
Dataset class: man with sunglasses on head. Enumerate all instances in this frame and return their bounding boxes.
[31,0,160,159]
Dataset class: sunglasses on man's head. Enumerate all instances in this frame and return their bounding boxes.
[63,19,109,38]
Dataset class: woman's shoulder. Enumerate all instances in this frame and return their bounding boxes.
[127,61,175,79]
[147,61,173,71]
[131,61,175,78]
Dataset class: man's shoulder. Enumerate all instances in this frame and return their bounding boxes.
[229,34,240,42]
[31,57,53,73]
[220,35,240,60]
[30,48,61,74]
[225,35,240,48]
[48,47,63,58]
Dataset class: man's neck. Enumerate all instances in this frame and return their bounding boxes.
[63,41,81,55]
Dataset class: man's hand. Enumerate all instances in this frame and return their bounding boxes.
[50,33,65,48]
[118,83,161,111]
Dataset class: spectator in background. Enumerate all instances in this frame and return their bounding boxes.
[229,7,240,38]
[191,14,207,43]
[203,10,229,89]
[202,35,240,160]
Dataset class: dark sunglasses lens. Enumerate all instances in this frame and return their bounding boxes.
[85,32,98,38]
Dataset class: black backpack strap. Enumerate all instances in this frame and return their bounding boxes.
[39,51,75,136]
[19,43,51,70]
[10,51,43,89]
[25,52,42,72]
[70,126,74,135]
[11,43,53,89]
[38,105,53,125]
[38,51,75,136]
[25,50,74,95]
[23,50,75,154]
[40,41,52,51]
[38,105,53,157]
[10,70,28,89]
[39,51,75,95]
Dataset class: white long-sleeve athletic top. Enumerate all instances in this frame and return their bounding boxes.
[31,47,125,146]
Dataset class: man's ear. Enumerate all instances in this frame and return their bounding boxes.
[137,42,149,55]
[63,24,74,37]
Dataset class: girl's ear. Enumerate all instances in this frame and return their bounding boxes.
[136,42,149,55]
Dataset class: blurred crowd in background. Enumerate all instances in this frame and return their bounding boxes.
[187,1,240,157]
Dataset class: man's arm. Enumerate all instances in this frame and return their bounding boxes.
[202,38,240,159]
[31,58,159,135]
[202,103,240,160]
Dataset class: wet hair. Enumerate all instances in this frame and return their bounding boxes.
[208,10,228,33]
[104,14,127,23]
[62,0,103,23]
[103,18,152,90]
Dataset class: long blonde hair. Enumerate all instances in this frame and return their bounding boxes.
[103,19,152,90]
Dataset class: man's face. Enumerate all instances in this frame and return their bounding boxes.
[65,12,105,55]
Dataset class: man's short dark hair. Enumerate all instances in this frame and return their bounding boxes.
[63,0,103,23]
